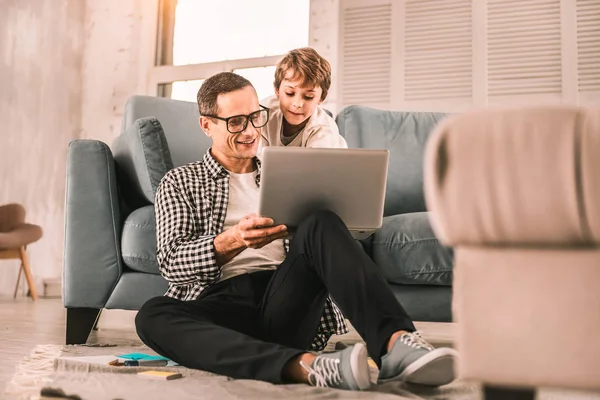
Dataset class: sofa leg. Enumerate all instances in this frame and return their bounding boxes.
[66,308,101,345]
[483,385,536,400]
[92,309,103,331]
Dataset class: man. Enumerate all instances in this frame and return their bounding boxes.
[135,72,458,390]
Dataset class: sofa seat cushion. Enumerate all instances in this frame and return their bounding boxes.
[121,206,160,275]
[372,212,453,286]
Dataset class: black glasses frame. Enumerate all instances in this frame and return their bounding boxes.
[203,105,270,134]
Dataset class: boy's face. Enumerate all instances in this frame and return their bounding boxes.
[275,70,324,126]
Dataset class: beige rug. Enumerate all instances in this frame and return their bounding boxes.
[4,344,600,400]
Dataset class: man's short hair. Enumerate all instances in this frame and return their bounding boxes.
[196,72,253,116]
[274,47,331,101]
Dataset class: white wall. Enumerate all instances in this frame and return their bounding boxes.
[309,0,340,114]
[0,0,153,298]
[0,0,85,297]
[81,0,151,145]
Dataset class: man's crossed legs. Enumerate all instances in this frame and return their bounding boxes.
[136,210,457,390]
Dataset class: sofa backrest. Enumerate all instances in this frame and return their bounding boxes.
[336,105,448,216]
[111,96,449,216]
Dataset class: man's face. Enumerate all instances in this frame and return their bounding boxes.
[200,86,262,166]
[275,70,324,126]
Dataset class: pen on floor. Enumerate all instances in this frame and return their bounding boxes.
[124,359,169,367]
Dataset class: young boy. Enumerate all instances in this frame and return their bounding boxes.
[260,47,347,148]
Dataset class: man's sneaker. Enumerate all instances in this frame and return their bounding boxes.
[378,331,457,387]
[300,342,371,391]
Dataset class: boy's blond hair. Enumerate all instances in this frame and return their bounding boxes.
[274,47,331,101]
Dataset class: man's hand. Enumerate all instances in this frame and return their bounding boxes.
[214,213,288,266]
[232,213,288,249]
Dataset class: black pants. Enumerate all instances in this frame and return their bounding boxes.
[135,210,415,384]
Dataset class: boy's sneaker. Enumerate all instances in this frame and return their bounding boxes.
[300,342,371,391]
[378,331,458,387]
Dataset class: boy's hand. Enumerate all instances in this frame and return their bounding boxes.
[233,213,288,249]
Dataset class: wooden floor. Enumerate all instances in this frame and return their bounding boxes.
[0,297,140,393]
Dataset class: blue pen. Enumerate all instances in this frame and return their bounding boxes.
[124,359,168,367]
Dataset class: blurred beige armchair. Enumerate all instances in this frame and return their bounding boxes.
[0,203,43,300]
[424,107,600,399]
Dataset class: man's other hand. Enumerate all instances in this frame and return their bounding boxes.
[233,213,288,249]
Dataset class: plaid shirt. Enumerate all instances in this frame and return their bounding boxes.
[155,149,349,351]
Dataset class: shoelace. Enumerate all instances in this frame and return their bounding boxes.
[400,331,435,351]
[300,356,343,387]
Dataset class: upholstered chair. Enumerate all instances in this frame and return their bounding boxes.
[0,203,43,300]
[424,106,600,399]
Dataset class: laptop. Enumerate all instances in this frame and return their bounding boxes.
[258,147,389,240]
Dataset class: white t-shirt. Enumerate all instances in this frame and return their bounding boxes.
[219,170,286,281]
[258,95,348,150]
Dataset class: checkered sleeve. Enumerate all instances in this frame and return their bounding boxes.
[155,176,220,286]
[309,296,349,351]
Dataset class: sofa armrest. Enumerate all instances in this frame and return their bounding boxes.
[63,140,123,308]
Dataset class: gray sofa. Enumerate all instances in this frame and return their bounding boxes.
[63,96,453,345]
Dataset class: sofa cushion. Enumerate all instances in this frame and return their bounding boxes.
[105,271,168,310]
[121,96,211,168]
[121,206,160,275]
[112,117,174,208]
[336,106,448,216]
[372,212,453,286]
[387,284,452,322]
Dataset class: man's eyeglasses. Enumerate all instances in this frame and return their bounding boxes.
[203,105,270,134]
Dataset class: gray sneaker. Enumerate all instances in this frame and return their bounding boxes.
[378,331,457,386]
[300,342,371,390]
